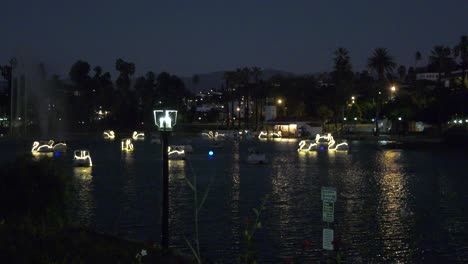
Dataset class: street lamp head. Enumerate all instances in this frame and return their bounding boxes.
[277,99,282,104]
[236,107,240,112]
[154,110,178,131]
[391,86,396,92]
[351,96,355,100]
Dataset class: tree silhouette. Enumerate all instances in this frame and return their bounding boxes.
[453,35,468,87]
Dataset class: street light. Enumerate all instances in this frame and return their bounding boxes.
[390,86,396,92]
[277,99,283,105]
[153,109,178,249]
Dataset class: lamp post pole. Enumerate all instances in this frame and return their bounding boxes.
[161,129,169,249]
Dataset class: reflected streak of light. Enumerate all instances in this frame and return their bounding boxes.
[72,167,94,225]
[377,151,410,258]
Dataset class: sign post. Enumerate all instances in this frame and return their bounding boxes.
[321,187,336,252]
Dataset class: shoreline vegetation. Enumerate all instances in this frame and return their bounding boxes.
[0,156,193,263]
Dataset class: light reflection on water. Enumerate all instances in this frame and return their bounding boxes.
[72,167,94,226]
[13,138,466,263]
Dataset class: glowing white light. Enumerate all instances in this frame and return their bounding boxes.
[258,131,268,139]
[343,117,347,121]
[53,142,67,152]
[73,150,93,167]
[398,117,402,121]
[31,141,54,153]
[465,119,468,123]
[351,96,355,100]
[372,119,375,122]
[458,120,463,124]
[236,107,240,112]
[298,140,318,152]
[103,130,115,139]
[315,133,332,144]
[132,131,145,140]
[270,131,282,138]
[354,117,357,121]
[121,138,134,151]
[159,116,172,128]
[168,146,186,159]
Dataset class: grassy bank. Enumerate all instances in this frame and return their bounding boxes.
[0,156,192,263]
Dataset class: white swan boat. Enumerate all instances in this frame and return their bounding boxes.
[328,137,349,151]
[121,138,134,151]
[247,148,268,164]
[258,131,268,139]
[315,133,333,144]
[53,141,68,152]
[297,140,318,152]
[73,150,93,167]
[103,130,115,139]
[168,146,186,160]
[31,140,54,153]
[132,131,145,140]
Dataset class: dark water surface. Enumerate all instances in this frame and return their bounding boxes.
[2,137,468,262]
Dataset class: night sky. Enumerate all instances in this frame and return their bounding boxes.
[2,0,467,77]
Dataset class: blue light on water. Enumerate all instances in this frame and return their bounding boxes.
[208,150,214,156]
[54,152,60,157]
[319,146,324,151]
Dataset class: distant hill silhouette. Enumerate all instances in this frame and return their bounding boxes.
[182,69,295,93]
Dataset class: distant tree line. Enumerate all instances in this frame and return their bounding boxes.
[0,35,467,134]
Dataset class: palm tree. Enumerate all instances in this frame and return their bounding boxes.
[397,65,407,81]
[367,48,396,135]
[332,48,353,131]
[223,71,235,128]
[453,35,468,87]
[415,51,422,68]
[251,66,262,130]
[429,45,452,85]
[368,48,396,81]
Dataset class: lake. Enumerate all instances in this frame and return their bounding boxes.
[2,136,468,262]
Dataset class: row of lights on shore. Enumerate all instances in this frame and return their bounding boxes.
[343,117,402,121]
[450,119,468,124]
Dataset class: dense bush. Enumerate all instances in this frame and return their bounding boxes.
[0,155,70,231]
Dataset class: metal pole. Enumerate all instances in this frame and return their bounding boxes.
[161,130,169,249]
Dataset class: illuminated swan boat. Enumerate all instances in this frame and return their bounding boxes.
[201,130,216,139]
[315,133,332,144]
[258,131,268,139]
[73,150,93,167]
[270,131,282,139]
[52,141,68,152]
[247,148,268,164]
[121,138,134,151]
[328,137,349,151]
[298,140,318,152]
[31,140,54,153]
[132,131,145,140]
[103,130,115,139]
[168,146,186,160]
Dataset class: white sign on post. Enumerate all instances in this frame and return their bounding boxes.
[321,187,337,202]
[322,201,334,222]
[322,228,334,250]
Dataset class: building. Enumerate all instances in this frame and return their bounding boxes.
[416,72,440,82]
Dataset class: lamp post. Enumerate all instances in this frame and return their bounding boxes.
[390,85,396,100]
[153,109,177,249]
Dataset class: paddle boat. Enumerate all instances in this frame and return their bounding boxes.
[52,141,68,152]
[328,137,349,151]
[103,130,115,139]
[132,131,145,140]
[247,148,268,164]
[168,146,186,160]
[297,140,318,152]
[121,138,134,151]
[73,150,93,167]
[31,140,54,153]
